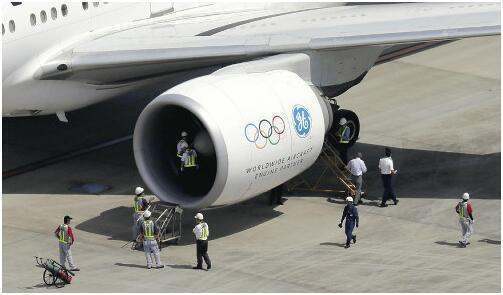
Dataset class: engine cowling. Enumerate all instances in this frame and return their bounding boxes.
[133,70,333,209]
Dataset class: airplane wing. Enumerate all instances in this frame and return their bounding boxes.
[35,3,500,84]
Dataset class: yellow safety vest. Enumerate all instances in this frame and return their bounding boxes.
[58,225,71,244]
[337,125,350,144]
[133,196,145,213]
[458,202,469,219]
[200,223,209,240]
[183,150,197,168]
[143,220,155,240]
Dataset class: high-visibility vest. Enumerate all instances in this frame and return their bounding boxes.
[143,220,155,240]
[337,125,350,143]
[457,202,469,219]
[133,196,145,212]
[58,224,71,244]
[183,150,197,168]
[200,223,209,240]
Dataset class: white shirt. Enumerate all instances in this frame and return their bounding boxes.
[346,157,367,176]
[379,157,394,175]
[177,139,188,155]
[193,222,209,240]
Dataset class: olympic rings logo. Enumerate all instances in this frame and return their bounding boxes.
[244,115,285,149]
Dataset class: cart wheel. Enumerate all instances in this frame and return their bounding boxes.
[43,269,55,286]
[53,269,67,288]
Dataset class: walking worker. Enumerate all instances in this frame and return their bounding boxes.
[180,145,198,172]
[54,215,80,271]
[379,147,398,207]
[338,197,359,248]
[132,186,149,241]
[139,210,164,269]
[335,117,351,164]
[346,152,367,205]
[177,131,189,158]
[193,213,211,270]
[456,192,474,247]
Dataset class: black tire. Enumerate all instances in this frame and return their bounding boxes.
[43,269,55,286]
[333,109,360,146]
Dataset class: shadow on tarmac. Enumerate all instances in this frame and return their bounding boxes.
[434,240,463,248]
[319,242,346,248]
[76,195,283,243]
[478,238,501,245]
[115,262,148,269]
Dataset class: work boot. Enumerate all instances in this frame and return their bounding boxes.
[147,265,152,269]
[352,235,357,244]
[394,200,399,205]
[156,265,165,269]
[345,243,350,249]
[207,265,212,270]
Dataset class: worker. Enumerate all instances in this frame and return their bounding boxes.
[177,131,189,158]
[456,192,474,248]
[132,186,149,242]
[54,215,80,271]
[269,184,284,206]
[193,213,211,270]
[379,147,398,207]
[180,145,198,173]
[346,152,367,205]
[335,117,351,164]
[139,210,164,269]
[338,197,359,249]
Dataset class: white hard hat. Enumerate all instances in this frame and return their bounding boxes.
[339,117,347,125]
[462,192,470,200]
[181,131,188,137]
[194,213,204,220]
[135,186,144,195]
[346,196,353,202]
[143,210,151,218]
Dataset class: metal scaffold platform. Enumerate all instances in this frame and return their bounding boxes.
[149,203,183,245]
[286,135,359,199]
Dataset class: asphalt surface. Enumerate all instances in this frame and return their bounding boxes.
[2,36,501,292]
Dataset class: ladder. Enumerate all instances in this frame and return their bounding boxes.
[286,134,357,197]
[149,203,183,244]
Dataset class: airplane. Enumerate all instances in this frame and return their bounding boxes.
[2,2,500,209]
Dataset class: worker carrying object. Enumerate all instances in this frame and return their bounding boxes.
[338,197,359,249]
[177,131,189,158]
[54,215,80,271]
[456,192,474,248]
[180,145,198,172]
[335,117,351,164]
[139,210,164,269]
[193,213,212,270]
[132,186,150,242]
[346,152,367,205]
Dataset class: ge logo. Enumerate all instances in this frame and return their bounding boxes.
[244,115,285,149]
[292,105,311,138]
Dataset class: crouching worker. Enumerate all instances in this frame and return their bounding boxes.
[139,210,164,269]
[338,197,359,249]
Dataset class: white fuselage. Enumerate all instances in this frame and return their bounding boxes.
[2,2,341,117]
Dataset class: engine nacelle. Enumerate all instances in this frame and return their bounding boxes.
[133,70,333,209]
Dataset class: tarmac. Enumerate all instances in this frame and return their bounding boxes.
[2,36,501,292]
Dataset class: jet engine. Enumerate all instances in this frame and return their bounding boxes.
[133,70,334,209]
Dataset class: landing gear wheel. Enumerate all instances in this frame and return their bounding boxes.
[334,109,360,147]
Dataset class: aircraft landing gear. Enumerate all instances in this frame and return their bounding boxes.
[332,109,360,147]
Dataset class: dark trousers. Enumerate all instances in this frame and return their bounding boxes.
[345,220,356,245]
[381,174,397,205]
[196,240,211,268]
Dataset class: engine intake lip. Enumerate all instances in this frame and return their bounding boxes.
[133,93,228,209]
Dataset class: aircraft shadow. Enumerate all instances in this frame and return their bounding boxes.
[75,194,282,244]
[290,142,500,200]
